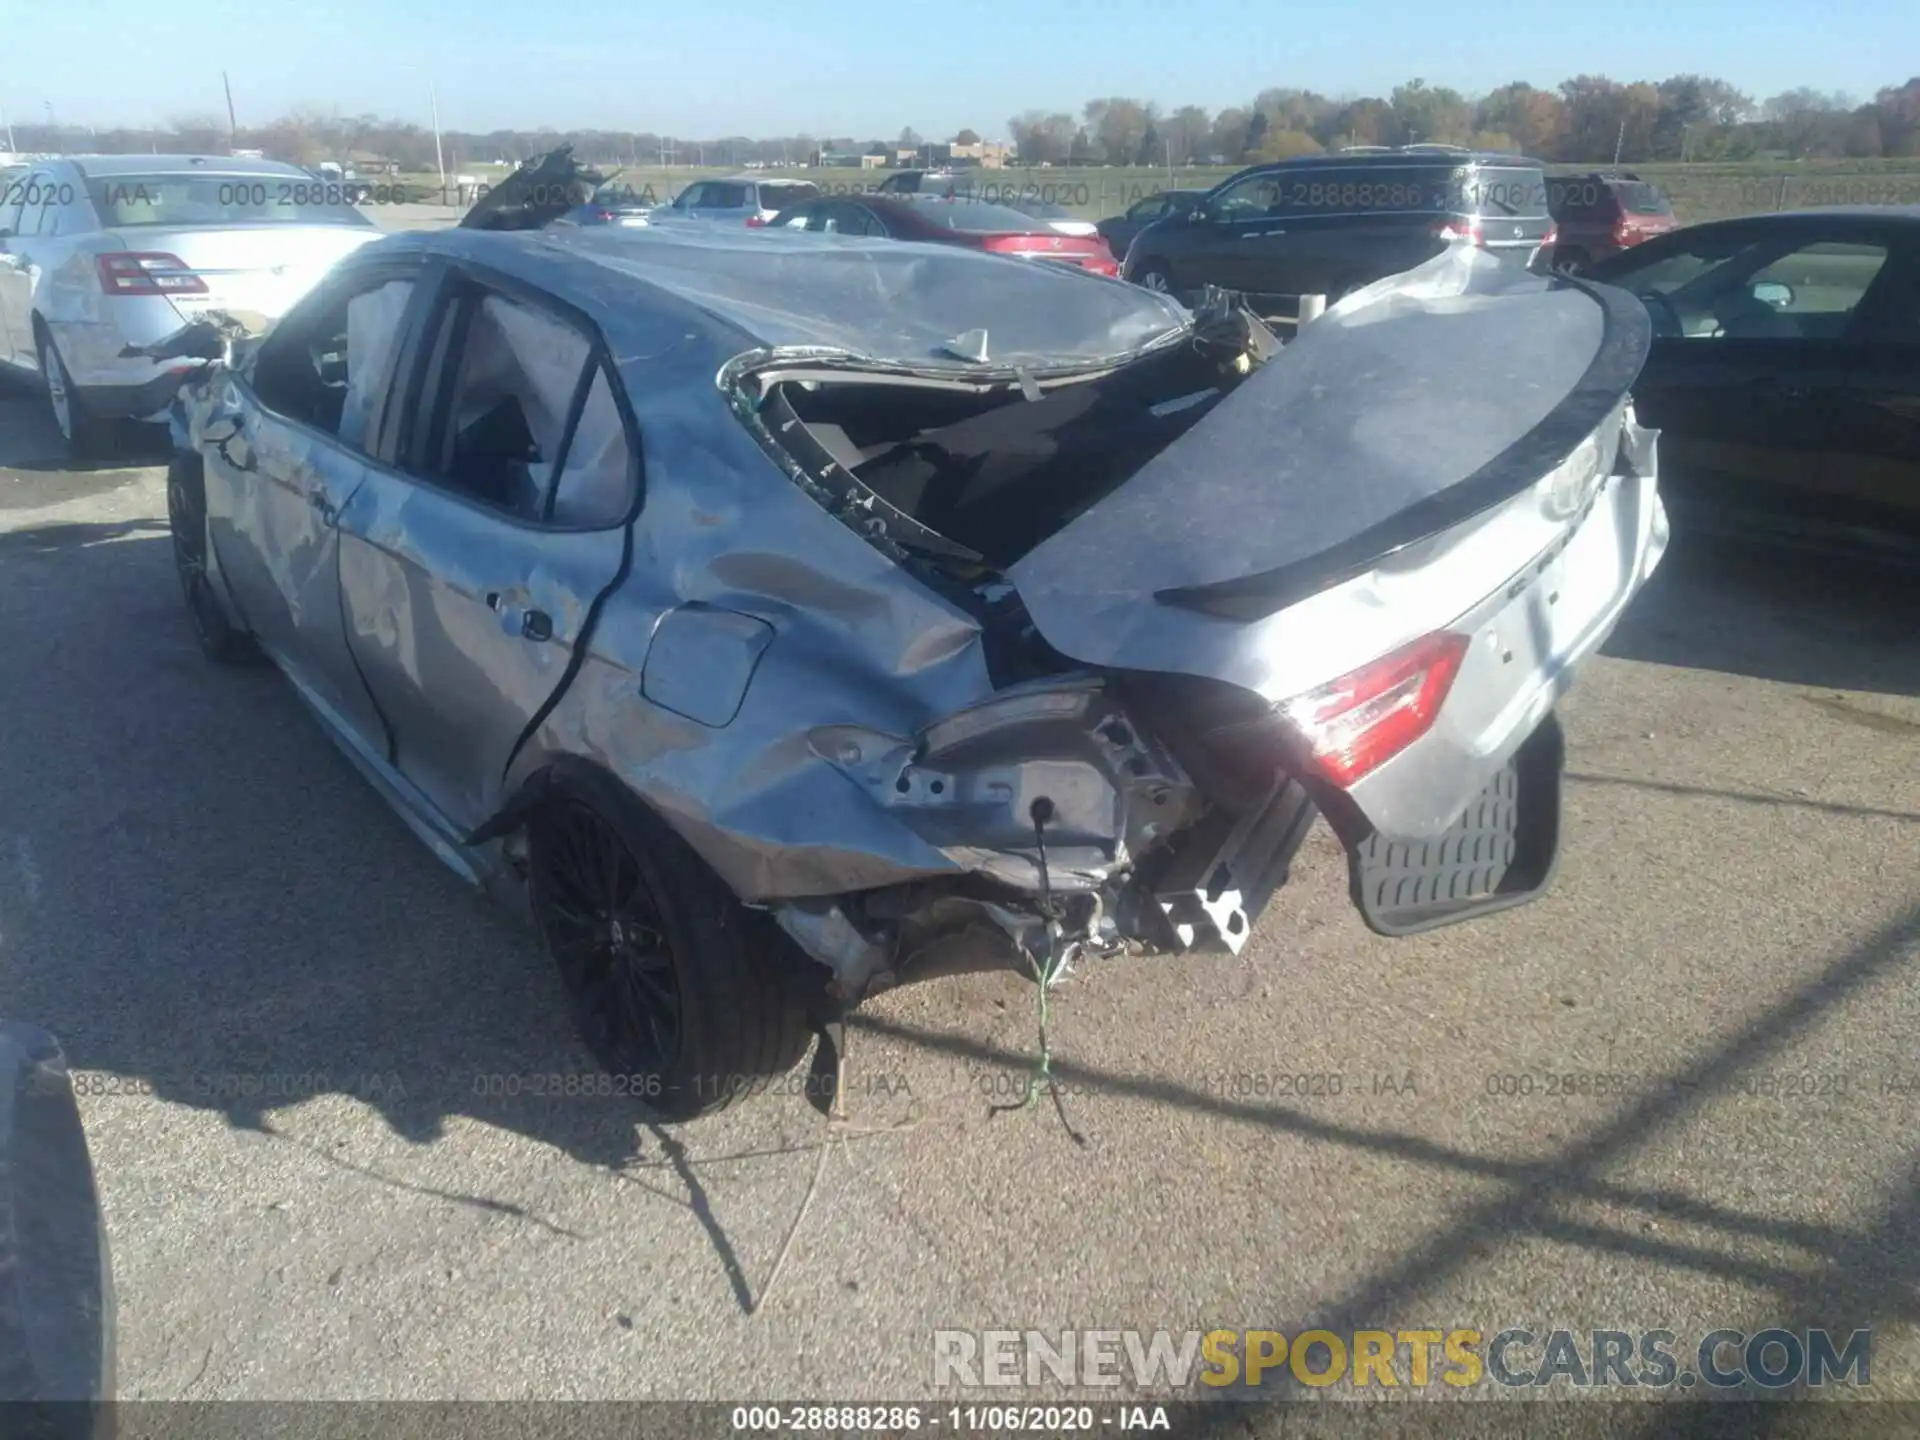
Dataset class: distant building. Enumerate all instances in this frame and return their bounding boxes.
[346,150,401,176]
[926,139,1011,169]
[814,149,886,168]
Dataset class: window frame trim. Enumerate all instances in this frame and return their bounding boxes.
[383,257,646,536]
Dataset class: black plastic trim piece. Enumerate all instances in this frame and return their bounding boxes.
[1155,276,1651,621]
[1347,712,1565,936]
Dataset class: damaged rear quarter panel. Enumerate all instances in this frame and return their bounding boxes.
[501,334,1009,903]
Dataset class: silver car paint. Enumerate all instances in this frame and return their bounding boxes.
[0,156,378,413]
[176,228,1662,999]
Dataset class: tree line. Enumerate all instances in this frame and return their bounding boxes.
[9,73,1917,174]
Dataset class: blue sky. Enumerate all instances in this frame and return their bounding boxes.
[2,0,1908,138]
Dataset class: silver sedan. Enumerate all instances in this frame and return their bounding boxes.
[160,223,1665,1120]
[0,154,379,456]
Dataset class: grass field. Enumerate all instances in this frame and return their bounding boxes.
[390,157,1920,224]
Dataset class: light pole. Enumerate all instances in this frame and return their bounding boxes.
[429,81,446,188]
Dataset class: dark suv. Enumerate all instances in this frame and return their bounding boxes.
[1120,147,1557,308]
[1546,172,1678,273]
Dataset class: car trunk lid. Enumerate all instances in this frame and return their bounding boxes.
[108,225,378,319]
[1002,248,1652,700]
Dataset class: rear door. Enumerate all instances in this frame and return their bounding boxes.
[1270,163,1442,298]
[333,265,640,833]
[1184,170,1293,297]
[201,258,428,747]
[1825,234,1920,549]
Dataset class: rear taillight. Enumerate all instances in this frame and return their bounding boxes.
[980,234,1044,255]
[1089,256,1120,277]
[1539,224,1558,248]
[744,215,768,227]
[594,208,616,222]
[96,252,207,296]
[1279,631,1470,787]
[1431,219,1484,247]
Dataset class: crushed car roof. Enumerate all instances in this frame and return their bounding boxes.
[371,225,1194,371]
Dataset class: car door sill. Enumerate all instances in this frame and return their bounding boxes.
[271,654,489,889]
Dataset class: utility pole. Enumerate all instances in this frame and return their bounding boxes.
[44,101,56,153]
[223,71,238,153]
[1612,118,1626,171]
[0,96,15,152]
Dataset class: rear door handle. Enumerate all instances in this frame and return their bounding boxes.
[520,609,553,642]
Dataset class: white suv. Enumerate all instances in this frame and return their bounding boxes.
[0,154,382,455]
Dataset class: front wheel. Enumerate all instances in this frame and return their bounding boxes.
[165,454,258,665]
[527,770,814,1121]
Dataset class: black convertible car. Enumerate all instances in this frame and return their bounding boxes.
[1587,206,1920,561]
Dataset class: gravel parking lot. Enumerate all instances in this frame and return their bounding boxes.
[2,372,1917,1424]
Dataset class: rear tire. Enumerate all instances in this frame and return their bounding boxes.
[1133,261,1174,293]
[35,327,115,460]
[527,767,815,1122]
[165,453,259,665]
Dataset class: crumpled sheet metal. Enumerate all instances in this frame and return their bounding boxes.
[458,279,1158,908]
[526,224,1189,372]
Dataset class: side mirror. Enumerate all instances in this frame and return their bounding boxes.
[1751,280,1794,310]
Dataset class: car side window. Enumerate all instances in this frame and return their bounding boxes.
[675,184,705,209]
[1850,250,1920,344]
[545,364,635,527]
[408,288,635,528]
[1748,242,1888,325]
[0,177,28,236]
[14,172,55,237]
[1211,172,1285,219]
[250,274,418,449]
[831,203,882,236]
[1129,197,1169,220]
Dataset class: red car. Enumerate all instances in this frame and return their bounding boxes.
[759,194,1121,276]
[1546,172,1679,273]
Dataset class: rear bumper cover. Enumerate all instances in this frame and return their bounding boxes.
[1348,712,1564,935]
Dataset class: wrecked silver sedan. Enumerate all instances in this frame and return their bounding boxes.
[161,223,1666,1119]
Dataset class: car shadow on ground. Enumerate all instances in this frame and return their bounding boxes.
[0,387,175,485]
[1603,533,1920,699]
[0,524,774,1182]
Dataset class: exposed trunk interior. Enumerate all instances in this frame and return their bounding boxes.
[758,317,1270,570]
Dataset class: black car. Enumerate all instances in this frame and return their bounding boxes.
[1120,147,1557,309]
[1097,188,1208,259]
[1586,206,1920,560]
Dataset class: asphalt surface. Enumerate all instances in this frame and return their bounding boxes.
[2,366,1918,1425]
